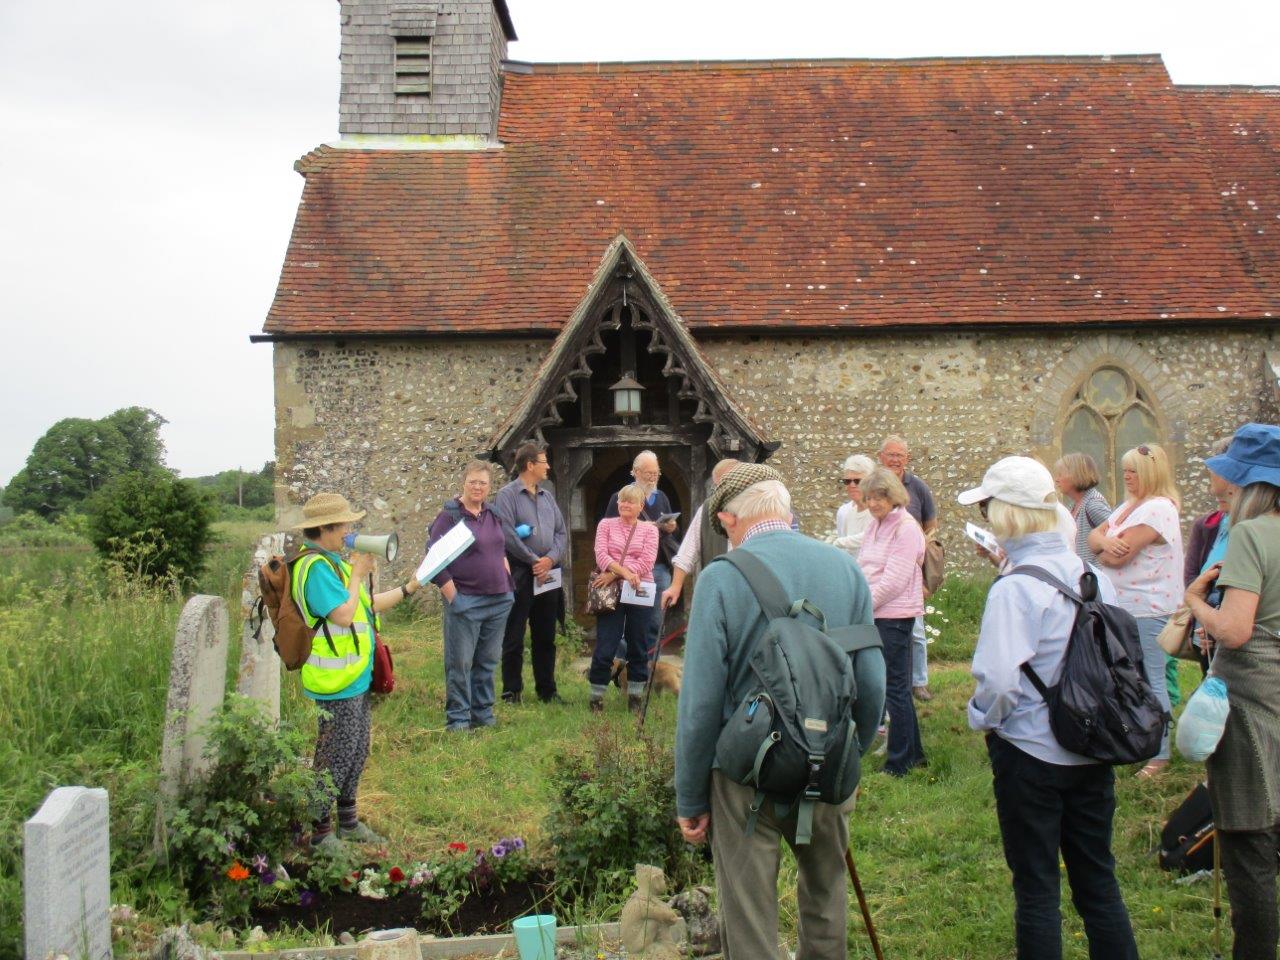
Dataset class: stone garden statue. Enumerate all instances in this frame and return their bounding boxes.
[620,864,684,959]
[669,885,721,956]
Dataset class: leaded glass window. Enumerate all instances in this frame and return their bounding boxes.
[1061,366,1161,503]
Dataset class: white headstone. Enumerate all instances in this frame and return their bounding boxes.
[159,595,229,798]
[235,534,285,722]
[24,787,111,960]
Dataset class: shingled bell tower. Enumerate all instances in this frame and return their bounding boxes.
[337,0,517,144]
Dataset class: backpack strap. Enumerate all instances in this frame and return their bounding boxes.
[1004,564,1098,698]
[714,551,828,629]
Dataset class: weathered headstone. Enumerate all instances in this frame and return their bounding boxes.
[159,595,229,799]
[235,533,286,722]
[24,787,111,960]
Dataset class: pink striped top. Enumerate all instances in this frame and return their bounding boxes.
[858,507,926,618]
[594,517,659,580]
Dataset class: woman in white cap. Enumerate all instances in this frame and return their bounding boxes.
[292,492,421,852]
[1184,423,1280,960]
[1087,443,1183,776]
[961,457,1138,960]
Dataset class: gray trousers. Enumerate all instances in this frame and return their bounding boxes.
[1219,826,1280,960]
[710,772,854,960]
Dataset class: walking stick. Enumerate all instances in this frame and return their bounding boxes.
[637,604,667,729]
[845,847,885,960]
[1211,829,1223,960]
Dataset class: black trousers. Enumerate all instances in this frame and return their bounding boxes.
[1218,826,1280,960]
[501,562,559,699]
[987,734,1138,960]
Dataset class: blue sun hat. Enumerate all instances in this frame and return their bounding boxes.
[1205,423,1280,488]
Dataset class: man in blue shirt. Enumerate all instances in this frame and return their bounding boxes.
[493,442,568,704]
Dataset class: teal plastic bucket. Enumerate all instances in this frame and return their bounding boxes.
[512,913,557,960]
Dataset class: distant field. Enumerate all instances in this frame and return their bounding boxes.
[0,528,1225,957]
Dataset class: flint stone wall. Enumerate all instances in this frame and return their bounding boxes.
[273,327,1278,580]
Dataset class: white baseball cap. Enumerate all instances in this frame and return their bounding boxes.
[957,456,1057,511]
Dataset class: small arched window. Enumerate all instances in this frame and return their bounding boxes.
[1061,366,1161,504]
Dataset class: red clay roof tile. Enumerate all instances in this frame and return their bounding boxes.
[263,56,1280,336]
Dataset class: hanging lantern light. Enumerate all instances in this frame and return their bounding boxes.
[609,371,644,419]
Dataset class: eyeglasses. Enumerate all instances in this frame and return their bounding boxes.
[535,459,550,466]
[840,477,861,487]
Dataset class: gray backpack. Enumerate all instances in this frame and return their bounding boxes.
[711,551,885,844]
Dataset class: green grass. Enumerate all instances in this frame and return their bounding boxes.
[0,546,1232,957]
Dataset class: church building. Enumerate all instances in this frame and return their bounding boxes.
[256,0,1280,606]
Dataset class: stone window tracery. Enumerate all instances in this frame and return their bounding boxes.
[1061,365,1161,504]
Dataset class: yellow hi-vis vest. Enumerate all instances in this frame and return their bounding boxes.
[291,549,377,696]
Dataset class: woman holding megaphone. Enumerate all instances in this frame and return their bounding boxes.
[292,492,421,854]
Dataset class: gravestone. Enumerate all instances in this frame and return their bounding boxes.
[24,787,111,960]
[159,595,229,799]
[235,533,286,722]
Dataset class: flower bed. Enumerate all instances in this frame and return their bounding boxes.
[247,839,561,937]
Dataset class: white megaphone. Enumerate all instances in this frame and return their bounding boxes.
[343,531,399,562]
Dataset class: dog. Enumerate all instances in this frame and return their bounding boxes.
[571,656,683,696]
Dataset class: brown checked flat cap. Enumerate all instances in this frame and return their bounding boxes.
[704,462,786,536]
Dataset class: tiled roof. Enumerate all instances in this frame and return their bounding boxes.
[262,55,1280,337]
[1179,85,1280,289]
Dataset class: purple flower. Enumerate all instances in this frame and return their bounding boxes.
[260,871,277,886]
[299,889,317,908]
[491,843,508,858]
[224,840,237,855]
[510,837,525,850]
[252,854,269,873]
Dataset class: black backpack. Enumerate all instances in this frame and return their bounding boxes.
[1010,565,1168,766]
[710,551,885,845]
[1159,782,1215,874]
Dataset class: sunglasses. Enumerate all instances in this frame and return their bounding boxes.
[840,477,862,487]
[1136,445,1153,457]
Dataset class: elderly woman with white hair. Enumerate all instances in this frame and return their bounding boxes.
[833,454,875,556]
[962,457,1138,960]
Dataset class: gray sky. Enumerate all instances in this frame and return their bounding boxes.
[2,0,1277,484]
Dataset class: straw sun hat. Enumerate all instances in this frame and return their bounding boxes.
[293,492,366,529]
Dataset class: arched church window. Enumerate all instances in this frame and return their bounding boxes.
[1060,366,1161,504]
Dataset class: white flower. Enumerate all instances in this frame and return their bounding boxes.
[925,605,937,615]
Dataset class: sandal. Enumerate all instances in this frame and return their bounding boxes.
[1135,761,1169,779]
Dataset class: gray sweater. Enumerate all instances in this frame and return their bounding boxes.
[674,529,875,817]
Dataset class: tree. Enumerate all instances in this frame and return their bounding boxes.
[87,472,214,585]
[4,408,167,518]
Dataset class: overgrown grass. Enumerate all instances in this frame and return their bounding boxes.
[0,549,1230,957]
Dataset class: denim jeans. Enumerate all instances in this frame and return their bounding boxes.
[987,734,1139,960]
[589,600,654,695]
[443,591,514,730]
[877,617,925,775]
[912,614,929,687]
[1136,616,1171,760]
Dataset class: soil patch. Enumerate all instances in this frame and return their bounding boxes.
[249,867,560,937]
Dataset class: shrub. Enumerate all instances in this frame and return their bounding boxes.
[0,511,89,548]
[163,696,324,922]
[545,722,703,900]
[87,471,214,586]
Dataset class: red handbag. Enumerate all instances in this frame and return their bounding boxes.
[372,634,395,694]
